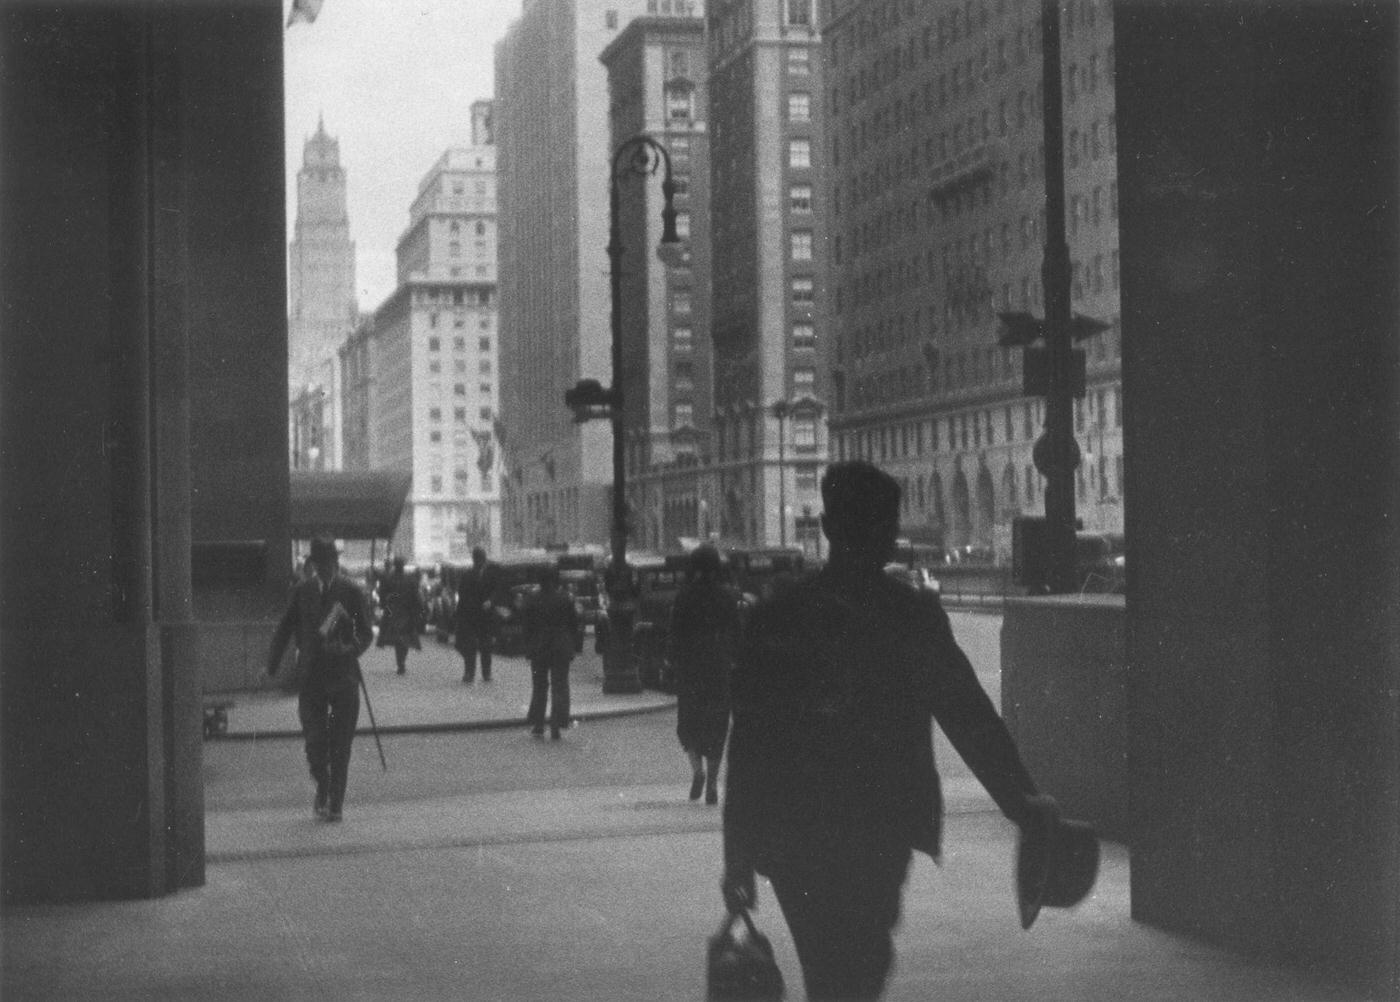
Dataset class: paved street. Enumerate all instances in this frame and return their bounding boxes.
[2,611,1375,1001]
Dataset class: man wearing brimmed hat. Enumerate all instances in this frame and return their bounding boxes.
[268,536,373,822]
[722,460,1095,1000]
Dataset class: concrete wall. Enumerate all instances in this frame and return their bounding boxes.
[1114,2,1398,992]
[1001,596,1129,843]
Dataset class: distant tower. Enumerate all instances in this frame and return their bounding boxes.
[288,116,357,468]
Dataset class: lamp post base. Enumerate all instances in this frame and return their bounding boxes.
[600,601,641,694]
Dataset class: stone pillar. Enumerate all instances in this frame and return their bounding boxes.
[0,0,287,903]
[1115,2,1398,993]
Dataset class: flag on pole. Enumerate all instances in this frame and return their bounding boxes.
[286,0,324,28]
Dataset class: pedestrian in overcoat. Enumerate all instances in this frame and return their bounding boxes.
[667,543,742,805]
[453,546,501,683]
[375,555,422,675]
[267,536,373,822]
[522,567,580,740]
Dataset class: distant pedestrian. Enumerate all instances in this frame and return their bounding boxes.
[667,543,741,805]
[454,546,501,683]
[376,555,422,675]
[267,537,373,823]
[722,461,1086,1000]
[522,567,580,740]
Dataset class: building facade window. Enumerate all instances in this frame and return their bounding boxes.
[787,92,811,122]
[793,367,815,395]
[792,322,816,348]
[673,325,693,351]
[790,230,814,261]
[787,0,811,26]
[673,402,694,428]
[790,183,813,212]
[792,416,817,451]
[666,85,693,121]
[788,138,811,169]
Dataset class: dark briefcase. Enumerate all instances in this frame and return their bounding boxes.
[707,908,785,1000]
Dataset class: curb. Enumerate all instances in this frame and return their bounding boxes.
[211,695,677,741]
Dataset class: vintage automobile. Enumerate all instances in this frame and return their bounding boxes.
[556,550,608,653]
[726,546,809,606]
[626,552,691,692]
[487,553,561,657]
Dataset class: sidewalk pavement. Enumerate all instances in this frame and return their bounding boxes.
[4,777,1370,1002]
[3,638,1377,1001]
[212,636,673,739]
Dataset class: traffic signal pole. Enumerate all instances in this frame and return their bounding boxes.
[1034,0,1081,593]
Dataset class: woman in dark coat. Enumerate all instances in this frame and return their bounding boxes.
[667,544,742,805]
[375,556,422,675]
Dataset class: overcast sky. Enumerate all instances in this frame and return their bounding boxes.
[283,0,519,314]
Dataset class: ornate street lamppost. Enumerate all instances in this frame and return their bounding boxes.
[565,133,681,693]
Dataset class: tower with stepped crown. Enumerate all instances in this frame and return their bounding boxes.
[288,115,357,468]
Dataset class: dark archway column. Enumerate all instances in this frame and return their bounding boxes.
[0,0,287,903]
[1115,2,1398,992]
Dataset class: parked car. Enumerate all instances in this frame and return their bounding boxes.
[488,554,559,657]
[556,551,609,653]
[628,553,690,691]
[883,562,942,595]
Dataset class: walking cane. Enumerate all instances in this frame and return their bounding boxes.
[359,673,388,771]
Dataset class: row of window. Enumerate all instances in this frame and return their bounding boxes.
[424,470,494,495]
[426,403,497,424]
[713,413,820,459]
[416,288,493,308]
[427,358,491,377]
[426,335,492,352]
[837,318,1121,403]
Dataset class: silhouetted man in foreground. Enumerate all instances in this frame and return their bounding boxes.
[268,536,373,822]
[722,461,1048,1000]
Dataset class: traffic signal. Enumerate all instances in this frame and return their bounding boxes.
[564,379,618,423]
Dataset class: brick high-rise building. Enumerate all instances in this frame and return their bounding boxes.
[707,0,828,554]
[601,15,713,552]
[821,0,1123,558]
[494,0,676,550]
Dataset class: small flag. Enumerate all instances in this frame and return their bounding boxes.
[286,0,324,28]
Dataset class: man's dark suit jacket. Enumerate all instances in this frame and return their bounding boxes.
[454,562,501,637]
[724,566,1038,873]
[269,575,373,687]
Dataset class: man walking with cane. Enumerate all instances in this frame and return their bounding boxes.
[268,536,374,822]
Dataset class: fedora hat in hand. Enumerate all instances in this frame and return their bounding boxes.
[1017,795,1100,930]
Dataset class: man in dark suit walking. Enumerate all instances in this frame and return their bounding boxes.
[268,536,374,822]
[722,461,1048,1000]
[454,546,500,683]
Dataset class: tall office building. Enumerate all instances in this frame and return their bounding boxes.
[288,116,357,470]
[821,0,1123,557]
[494,0,676,550]
[601,15,713,552]
[707,0,828,554]
[361,106,502,564]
